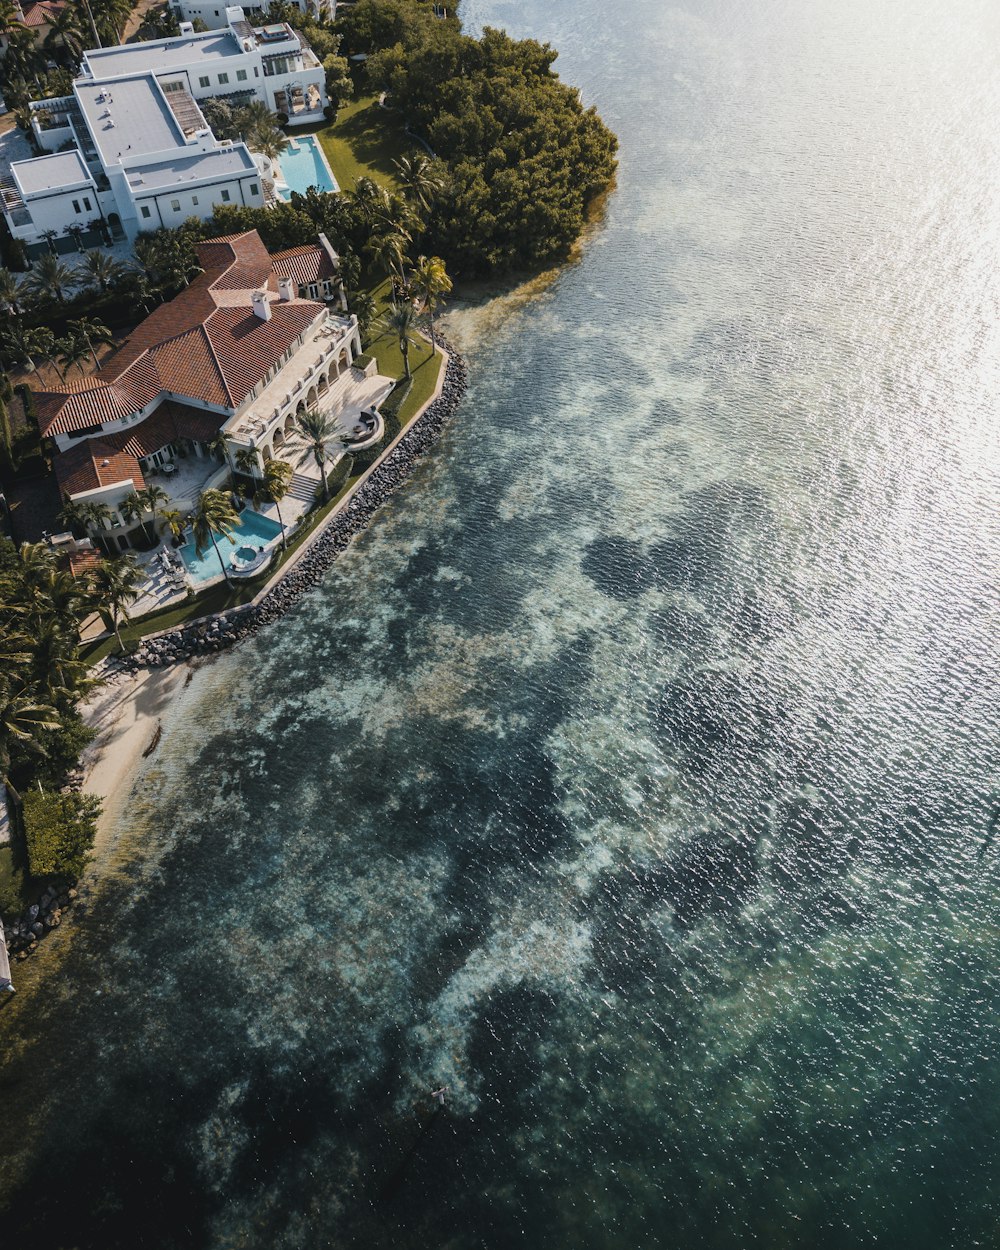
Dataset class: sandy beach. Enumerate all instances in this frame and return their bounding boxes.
[79,662,196,842]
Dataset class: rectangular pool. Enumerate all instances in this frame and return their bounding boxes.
[179,510,283,584]
[276,135,339,199]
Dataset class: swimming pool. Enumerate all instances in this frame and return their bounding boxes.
[276,136,339,199]
[179,511,283,584]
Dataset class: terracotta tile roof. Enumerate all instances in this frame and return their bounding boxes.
[65,549,102,579]
[34,231,327,437]
[53,440,145,499]
[20,0,66,27]
[97,400,226,457]
[200,231,272,291]
[271,244,337,288]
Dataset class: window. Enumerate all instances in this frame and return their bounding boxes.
[72,198,81,213]
[171,199,181,211]
[254,66,259,77]
[199,75,210,88]
[83,196,91,210]
[191,195,199,206]
[161,80,184,93]
[218,72,229,84]
[220,189,231,201]
[237,68,247,81]
[140,205,152,218]
[249,182,258,196]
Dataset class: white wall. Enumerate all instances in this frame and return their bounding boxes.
[175,0,335,32]
[131,173,264,233]
[9,184,100,242]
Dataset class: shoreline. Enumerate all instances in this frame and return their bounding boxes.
[87,339,468,815]
[97,340,468,675]
[79,662,196,842]
[2,341,468,968]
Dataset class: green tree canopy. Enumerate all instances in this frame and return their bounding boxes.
[22,788,101,880]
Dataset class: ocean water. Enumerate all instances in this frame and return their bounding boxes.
[2,1,999,1246]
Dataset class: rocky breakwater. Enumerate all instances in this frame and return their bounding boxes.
[7,885,80,962]
[106,344,469,674]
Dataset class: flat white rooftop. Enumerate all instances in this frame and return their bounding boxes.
[129,143,255,191]
[82,30,241,80]
[13,149,93,195]
[76,74,188,166]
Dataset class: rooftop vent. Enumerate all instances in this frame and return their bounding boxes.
[179,19,194,33]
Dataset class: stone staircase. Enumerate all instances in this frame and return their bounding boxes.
[287,470,318,503]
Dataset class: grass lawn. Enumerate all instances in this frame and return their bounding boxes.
[305,94,417,192]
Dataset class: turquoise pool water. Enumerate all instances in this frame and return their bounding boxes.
[277,135,338,199]
[179,510,283,583]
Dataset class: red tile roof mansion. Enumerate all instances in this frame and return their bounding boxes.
[39,230,360,512]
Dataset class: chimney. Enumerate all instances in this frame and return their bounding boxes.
[277,276,295,302]
[251,290,271,321]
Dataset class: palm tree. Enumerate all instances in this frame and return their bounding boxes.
[59,498,96,536]
[191,488,240,586]
[409,255,452,352]
[234,445,261,490]
[347,289,377,339]
[121,484,169,545]
[63,222,86,253]
[79,500,116,551]
[44,2,87,65]
[133,232,201,294]
[60,497,115,538]
[57,333,91,378]
[32,327,67,384]
[393,153,446,216]
[32,618,97,705]
[0,268,24,316]
[89,554,143,652]
[0,675,60,789]
[68,317,114,371]
[262,457,292,549]
[290,409,344,501]
[3,324,49,374]
[23,252,76,305]
[75,250,125,293]
[377,301,421,382]
[158,509,187,545]
[250,122,289,162]
[371,230,411,297]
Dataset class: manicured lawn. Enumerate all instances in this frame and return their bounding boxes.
[305,94,416,192]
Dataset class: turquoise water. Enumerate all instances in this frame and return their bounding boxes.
[178,509,283,582]
[276,134,338,199]
[2,1,1000,1246]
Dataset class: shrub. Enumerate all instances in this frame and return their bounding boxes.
[352,352,374,371]
[22,788,101,880]
[327,453,354,495]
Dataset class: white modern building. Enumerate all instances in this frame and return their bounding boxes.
[175,0,335,32]
[35,230,382,551]
[0,7,326,247]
